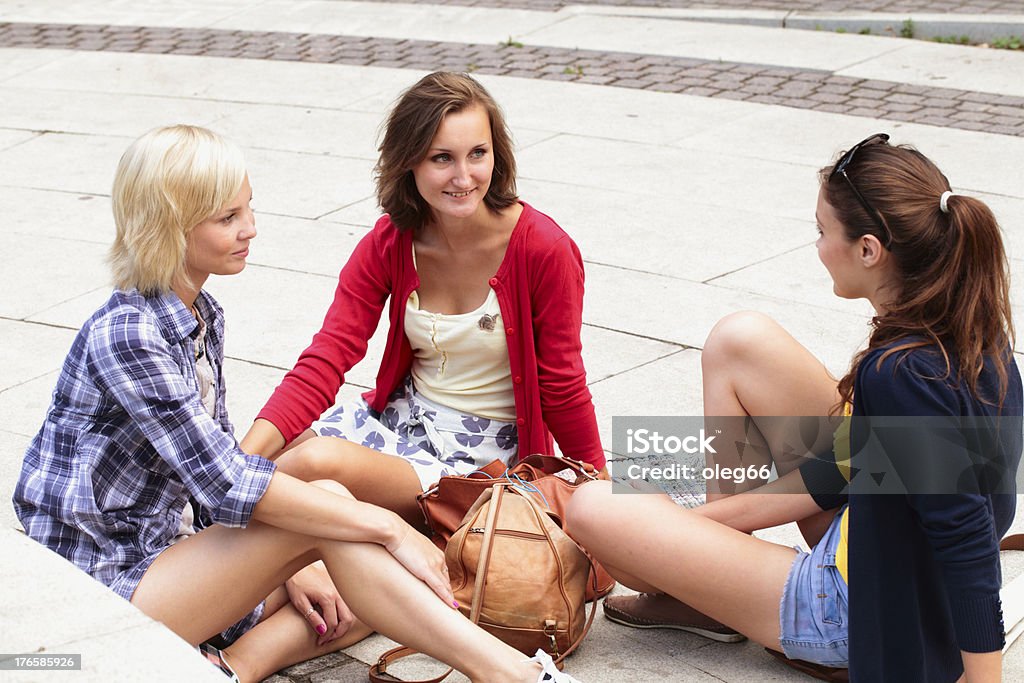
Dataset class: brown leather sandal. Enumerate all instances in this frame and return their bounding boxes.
[765,648,849,682]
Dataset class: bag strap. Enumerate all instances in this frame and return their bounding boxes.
[470,483,505,624]
[510,484,599,665]
[1002,534,1024,551]
[517,453,598,480]
[369,647,451,683]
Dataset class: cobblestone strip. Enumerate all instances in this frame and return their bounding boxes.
[359,0,1024,15]
[2,22,1023,136]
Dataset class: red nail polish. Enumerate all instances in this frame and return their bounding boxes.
[316,624,326,635]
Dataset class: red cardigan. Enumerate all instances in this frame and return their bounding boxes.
[257,202,605,469]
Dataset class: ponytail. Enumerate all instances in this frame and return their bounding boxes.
[825,143,1014,410]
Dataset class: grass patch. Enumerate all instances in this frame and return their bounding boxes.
[991,35,1023,50]
[932,34,971,45]
[900,19,915,39]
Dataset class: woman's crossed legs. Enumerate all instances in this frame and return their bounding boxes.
[131,481,540,683]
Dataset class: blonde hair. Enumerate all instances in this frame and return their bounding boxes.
[109,125,246,294]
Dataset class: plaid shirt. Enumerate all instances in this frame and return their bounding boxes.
[13,289,275,599]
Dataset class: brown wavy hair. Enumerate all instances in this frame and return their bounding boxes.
[821,140,1014,410]
[375,72,518,231]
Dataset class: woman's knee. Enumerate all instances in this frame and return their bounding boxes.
[566,480,613,543]
[702,311,784,371]
[281,436,355,480]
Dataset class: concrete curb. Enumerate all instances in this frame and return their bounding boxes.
[563,6,1024,43]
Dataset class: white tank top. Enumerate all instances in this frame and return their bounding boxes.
[405,286,516,421]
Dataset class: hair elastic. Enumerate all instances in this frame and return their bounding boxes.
[939,190,955,214]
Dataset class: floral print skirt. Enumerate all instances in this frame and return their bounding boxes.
[310,376,519,490]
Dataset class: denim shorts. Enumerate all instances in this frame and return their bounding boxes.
[778,506,849,667]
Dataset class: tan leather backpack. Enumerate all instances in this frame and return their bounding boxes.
[446,482,596,659]
[370,482,596,682]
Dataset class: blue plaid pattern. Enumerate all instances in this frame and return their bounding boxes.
[13,289,276,601]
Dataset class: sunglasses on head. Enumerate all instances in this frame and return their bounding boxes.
[829,133,892,249]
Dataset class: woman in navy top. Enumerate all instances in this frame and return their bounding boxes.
[13,125,583,683]
[568,134,1020,682]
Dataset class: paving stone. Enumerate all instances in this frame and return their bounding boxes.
[810,91,848,104]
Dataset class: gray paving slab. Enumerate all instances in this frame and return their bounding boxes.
[319,195,387,228]
[4,232,109,319]
[24,286,112,330]
[212,105,384,161]
[0,319,76,390]
[0,430,30,528]
[0,127,38,152]
[241,215,370,278]
[0,131,128,195]
[0,85,226,138]
[583,262,871,375]
[245,147,376,220]
[0,185,114,244]
[838,39,1024,97]
[0,46,73,81]
[517,133,819,223]
[0,372,57,440]
[589,349,704,447]
[517,178,818,283]
[0,49,411,110]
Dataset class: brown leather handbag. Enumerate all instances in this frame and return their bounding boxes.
[370,482,597,683]
[417,453,616,600]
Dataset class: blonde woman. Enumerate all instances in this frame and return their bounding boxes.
[13,125,582,683]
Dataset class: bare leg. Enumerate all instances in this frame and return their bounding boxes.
[702,311,841,544]
[131,483,539,683]
[276,436,425,528]
[568,481,796,651]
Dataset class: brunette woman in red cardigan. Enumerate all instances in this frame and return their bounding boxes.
[242,72,607,529]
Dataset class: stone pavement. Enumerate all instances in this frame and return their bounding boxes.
[3,22,1024,135]
[1,1,1024,681]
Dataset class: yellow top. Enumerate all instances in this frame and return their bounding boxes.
[833,403,852,583]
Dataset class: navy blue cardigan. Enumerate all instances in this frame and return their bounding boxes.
[802,343,1022,682]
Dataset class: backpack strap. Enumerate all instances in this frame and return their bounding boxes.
[513,484,599,665]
